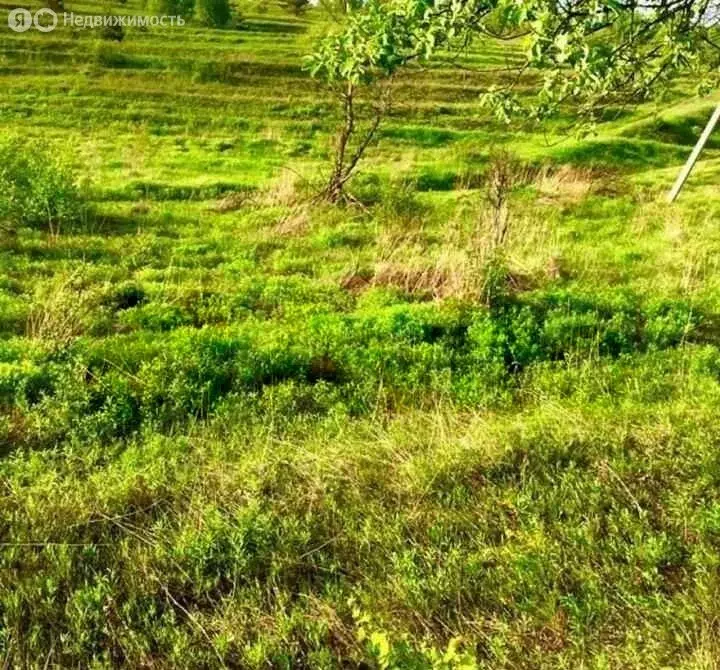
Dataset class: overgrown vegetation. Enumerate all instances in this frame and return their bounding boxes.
[0,139,87,236]
[1,0,720,667]
[308,0,720,200]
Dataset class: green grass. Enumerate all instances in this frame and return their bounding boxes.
[2,1,720,667]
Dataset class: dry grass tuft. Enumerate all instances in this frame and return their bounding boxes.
[26,270,95,349]
[212,191,251,213]
[340,267,372,293]
[130,201,151,216]
[446,153,562,301]
[545,254,566,280]
[273,204,311,236]
[212,172,304,215]
[372,254,465,299]
[255,171,304,208]
[534,165,613,203]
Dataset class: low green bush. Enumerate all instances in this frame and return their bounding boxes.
[93,43,157,69]
[0,139,87,234]
[0,360,55,406]
[117,302,193,332]
[2,290,710,450]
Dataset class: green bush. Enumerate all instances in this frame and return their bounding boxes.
[0,360,55,406]
[118,302,193,332]
[0,139,86,234]
[196,0,232,27]
[2,289,710,450]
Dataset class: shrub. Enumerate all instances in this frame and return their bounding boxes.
[484,150,524,249]
[0,139,86,235]
[117,302,193,332]
[196,0,232,26]
[0,360,54,406]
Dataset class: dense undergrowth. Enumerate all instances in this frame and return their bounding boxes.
[2,0,720,667]
[1,287,714,452]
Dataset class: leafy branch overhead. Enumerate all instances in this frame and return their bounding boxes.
[309,0,720,121]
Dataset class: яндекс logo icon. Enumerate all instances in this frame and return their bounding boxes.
[8,8,33,32]
[8,7,57,32]
[33,7,58,31]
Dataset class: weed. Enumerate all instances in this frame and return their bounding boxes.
[26,270,96,349]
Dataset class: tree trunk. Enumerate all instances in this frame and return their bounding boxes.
[324,83,354,202]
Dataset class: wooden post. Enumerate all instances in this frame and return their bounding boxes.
[667,104,720,203]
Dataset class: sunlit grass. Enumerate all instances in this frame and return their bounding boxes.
[1,0,720,666]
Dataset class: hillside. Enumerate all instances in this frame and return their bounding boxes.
[2,1,720,667]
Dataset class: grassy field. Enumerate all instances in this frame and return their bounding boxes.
[2,1,720,667]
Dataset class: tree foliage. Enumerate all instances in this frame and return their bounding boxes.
[313,0,720,115]
[307,0,720,198]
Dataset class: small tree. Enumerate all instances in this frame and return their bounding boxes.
[308,0,720,201]
[307,2,433,201]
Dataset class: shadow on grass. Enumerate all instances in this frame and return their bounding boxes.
[551,139,690,170]
[242,19,307,34]
[621,107,720,150]
[96,181,256,202]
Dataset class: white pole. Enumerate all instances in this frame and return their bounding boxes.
[668,104,720,203]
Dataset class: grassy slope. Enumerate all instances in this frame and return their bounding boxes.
[2,1,720,667]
